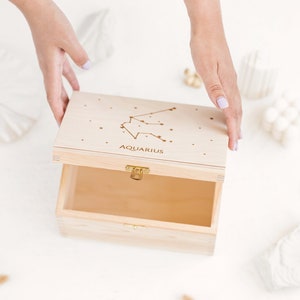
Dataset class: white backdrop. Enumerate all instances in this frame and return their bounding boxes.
[0,1,300,299]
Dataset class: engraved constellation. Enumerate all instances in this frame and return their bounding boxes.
[120,107,176,142]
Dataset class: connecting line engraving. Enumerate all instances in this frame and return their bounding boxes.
[120,107,176,142]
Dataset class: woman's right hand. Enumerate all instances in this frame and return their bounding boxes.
[10,0,91,124]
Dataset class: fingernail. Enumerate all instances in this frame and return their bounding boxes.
[81,60,91,70]
[234,141,238,151]
[216,97,229,109]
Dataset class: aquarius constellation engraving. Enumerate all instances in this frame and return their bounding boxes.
[120,107,176,142]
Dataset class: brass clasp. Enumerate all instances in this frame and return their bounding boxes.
[125,165,150,180]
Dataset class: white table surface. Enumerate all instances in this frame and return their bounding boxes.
[1,1,300,299]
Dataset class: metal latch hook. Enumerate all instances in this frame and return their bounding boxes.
[125,165,150,180]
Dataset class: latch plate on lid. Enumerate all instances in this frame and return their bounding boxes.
[125,165,150,180]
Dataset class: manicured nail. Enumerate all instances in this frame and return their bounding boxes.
[234,141,238,151]
[81,60,91,70]
[216,97,229,109]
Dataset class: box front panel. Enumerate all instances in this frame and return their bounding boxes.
[57,216,216,255]
[56,164,220,254]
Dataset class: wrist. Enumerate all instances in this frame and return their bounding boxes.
[9,0,52,16]
[9,0,33,10]
[184,0,224,37]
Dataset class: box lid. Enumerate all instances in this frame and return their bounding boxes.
[53,92,228,182]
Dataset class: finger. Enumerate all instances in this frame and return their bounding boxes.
[63,58,80,91]
[61,84,69,106]
[224,111,239,151]
[42,58,65,124]
[201,69,229,109]
[222,95,242,151]
[202,72,234,147]
[202,70,242,151]
[63,36,91,70]
[60,84,69,116]
[219,73,243,147]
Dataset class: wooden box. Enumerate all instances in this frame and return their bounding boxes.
[53,91,228,255]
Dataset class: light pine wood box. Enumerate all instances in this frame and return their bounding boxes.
[53,91,228,255]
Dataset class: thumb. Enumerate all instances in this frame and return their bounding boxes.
[203,74,229,110]
[64,38,91,70]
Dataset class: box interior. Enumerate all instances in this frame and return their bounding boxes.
[62,165,218,227]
